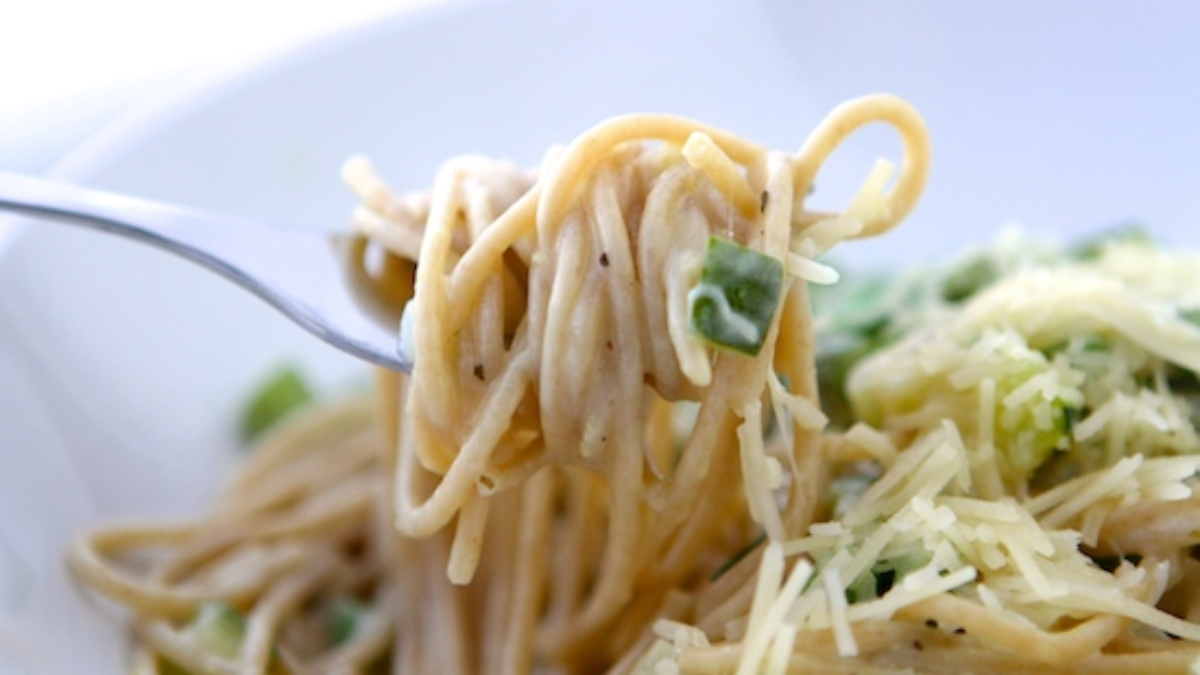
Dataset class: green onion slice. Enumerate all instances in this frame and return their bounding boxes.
[239,365,313,442]
[185,602,246,659]
[687,236,784,356]
[329,595,371,647]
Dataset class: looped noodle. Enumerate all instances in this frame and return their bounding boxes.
[791,93,931,238]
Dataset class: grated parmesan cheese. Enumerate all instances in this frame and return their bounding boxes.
[786,253,841,285]
[735,547,813,675]
[649,237,1200,672]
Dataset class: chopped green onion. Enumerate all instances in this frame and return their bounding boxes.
[1068,222,1151,260]
[687,236,784,356]
[1179,307,1200,328]
[810,270,904,429]
[185,602,246,659]
[940,254,998,303]
[845,568,878,604]
[992,362,1076,478]
[329,595,370,647]
[239,366,313,442]
[846,547,933,603]
[161,603,291,673]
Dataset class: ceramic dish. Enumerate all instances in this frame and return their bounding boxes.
[1,2,1198,672]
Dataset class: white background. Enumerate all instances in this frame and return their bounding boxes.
[0,0,430,172]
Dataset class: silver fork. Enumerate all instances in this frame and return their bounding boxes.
[0,171,410,372]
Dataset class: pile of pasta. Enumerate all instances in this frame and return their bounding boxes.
[70,94,1200,674]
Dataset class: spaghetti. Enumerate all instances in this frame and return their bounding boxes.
[69,94,1200,674]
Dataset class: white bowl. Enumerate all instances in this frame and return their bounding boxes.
[2,2,1199,672]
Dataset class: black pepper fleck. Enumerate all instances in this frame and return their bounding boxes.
[760,190,769,212]
[599,252,610,267]
[473,364,485,380]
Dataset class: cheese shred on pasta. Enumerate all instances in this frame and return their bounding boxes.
[67,94,1200,674]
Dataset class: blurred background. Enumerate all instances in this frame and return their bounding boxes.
[5,2,1200,257]
[0,0,427,173]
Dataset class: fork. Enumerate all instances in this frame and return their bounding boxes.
[0,171,410,372]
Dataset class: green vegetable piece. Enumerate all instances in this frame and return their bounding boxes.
[849,547,933,603]
[1069,222,1151,260]
[185,602,246,659]
[851,344,1077,485]
[239,366,313,441]
[1180,308,1200,328]
[811,270,901,429]
[330,595,370,646]
[157,658,192,675]
[845,568,878,604]
[883,548,934,582]
[687,237,784,356]
[992,362,1074,478]
[940,254,998,303]
[816,334,888,430]
[162,604,292,674]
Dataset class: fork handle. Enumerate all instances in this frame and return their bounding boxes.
[0,171,407,371]
[0,171,268,266]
